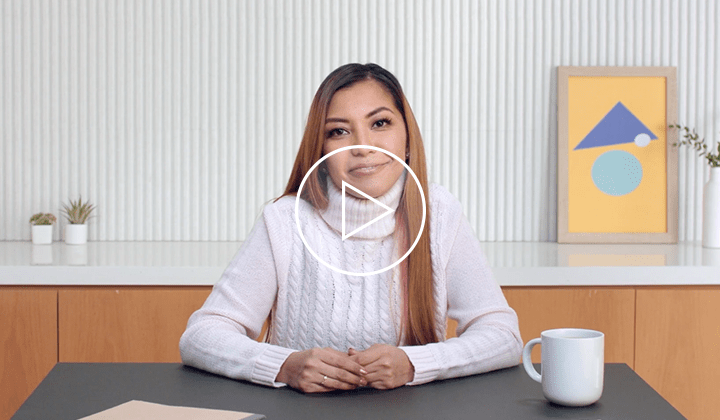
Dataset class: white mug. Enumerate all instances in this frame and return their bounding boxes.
[522,328,604,406]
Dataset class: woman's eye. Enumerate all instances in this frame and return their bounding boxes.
[373,118,391,128]
[327,128,346,138]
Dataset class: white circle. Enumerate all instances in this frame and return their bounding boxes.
[634,133,651,147]
[294,145,427,277]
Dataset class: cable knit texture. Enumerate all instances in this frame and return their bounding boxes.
[180,178,523,388]
[319,171,405,240]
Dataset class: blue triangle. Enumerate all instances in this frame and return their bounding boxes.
[573,102,658,150]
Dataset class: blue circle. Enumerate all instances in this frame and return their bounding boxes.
[591,150,643,196]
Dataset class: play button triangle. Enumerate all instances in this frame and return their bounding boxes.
[341,180,395,241]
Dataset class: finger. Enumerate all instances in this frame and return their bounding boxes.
[363,368,405,390]
[363,371,397,390]
[297,371,348,393]
[346,347,374,377]
[327,365,367,387]
[318,357,367,387]
[302,383,334,393]
[325,347,353,357]
[319,349,368,379]
[294,375,333,394]
[361,356,406,385]
[365,379,391,390]
[361,366,391,385]
[362,357,413,390]
[319,373,362,391]
[347,347,383,367]
[361,356,392,374]
[303,350,365,388]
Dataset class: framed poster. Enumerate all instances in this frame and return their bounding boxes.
[557,66,678,244]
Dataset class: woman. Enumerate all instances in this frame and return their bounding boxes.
[180,63,522,393]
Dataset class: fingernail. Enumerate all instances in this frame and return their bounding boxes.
[360,378,367,386]
[360,369,368,375]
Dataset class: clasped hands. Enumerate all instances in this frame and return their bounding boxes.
[276,344,414,393]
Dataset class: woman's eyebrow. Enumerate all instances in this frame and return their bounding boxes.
[325,107,394,124]
[366,106,394,118]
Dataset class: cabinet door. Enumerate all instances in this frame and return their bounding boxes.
[0,288,57,420]
[503,287,635,368]
[58,287,211,362]
[636,287,720,420]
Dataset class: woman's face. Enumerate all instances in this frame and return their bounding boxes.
[322,79,407,199]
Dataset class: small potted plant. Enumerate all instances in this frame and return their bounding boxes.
[29,213,56,245]
[670,124,720,248]
[61,196,96,245]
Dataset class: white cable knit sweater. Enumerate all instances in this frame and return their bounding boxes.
[180,174,522,387]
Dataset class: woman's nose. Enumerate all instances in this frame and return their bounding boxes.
[350,130,374,155]
[353,129,372,146]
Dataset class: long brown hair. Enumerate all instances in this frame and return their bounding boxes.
[278,63,437,346]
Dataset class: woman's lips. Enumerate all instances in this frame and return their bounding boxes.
[349,161,390,176]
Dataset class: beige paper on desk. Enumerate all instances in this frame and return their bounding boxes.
[77,400,265,420]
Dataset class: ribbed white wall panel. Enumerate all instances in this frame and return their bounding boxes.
[1,0,718,242]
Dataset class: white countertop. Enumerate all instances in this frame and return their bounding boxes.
[1,241,718,286]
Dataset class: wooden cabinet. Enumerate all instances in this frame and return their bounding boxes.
[3,284,719,420]
[635,287,720,420]
[0,288,57,420]
[58,287,211,362]
[503,287,636,368]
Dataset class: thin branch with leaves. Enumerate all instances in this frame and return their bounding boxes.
[669,124,720,168]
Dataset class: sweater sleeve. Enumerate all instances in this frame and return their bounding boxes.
[179,210,296,387]
[400,199,523,385]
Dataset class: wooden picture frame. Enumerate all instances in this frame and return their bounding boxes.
[557,66,678,244]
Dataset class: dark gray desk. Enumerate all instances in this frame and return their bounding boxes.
[13,363,685,420]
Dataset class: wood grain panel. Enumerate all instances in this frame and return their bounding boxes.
[0,289,57,420]
[636,288,720,420]
[58,287,211,363]
[503,287,635,368]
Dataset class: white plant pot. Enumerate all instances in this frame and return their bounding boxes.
[702,167,720,248]
[31,225,53,245]
[65,224,88,245]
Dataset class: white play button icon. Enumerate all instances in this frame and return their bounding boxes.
[295,145,426,277]
[341,180,395,241]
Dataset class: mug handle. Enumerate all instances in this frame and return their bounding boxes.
[522,338,542,383]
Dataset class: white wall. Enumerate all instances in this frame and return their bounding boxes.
[1,0,718,241]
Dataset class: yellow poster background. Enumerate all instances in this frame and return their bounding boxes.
[568,76,667,233]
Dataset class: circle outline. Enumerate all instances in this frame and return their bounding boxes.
[294,145,427,277]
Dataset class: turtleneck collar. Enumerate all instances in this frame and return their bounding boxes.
[319,171,407,240]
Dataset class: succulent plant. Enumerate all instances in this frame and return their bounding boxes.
[29,213,57,225]
[61,197,96,224]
